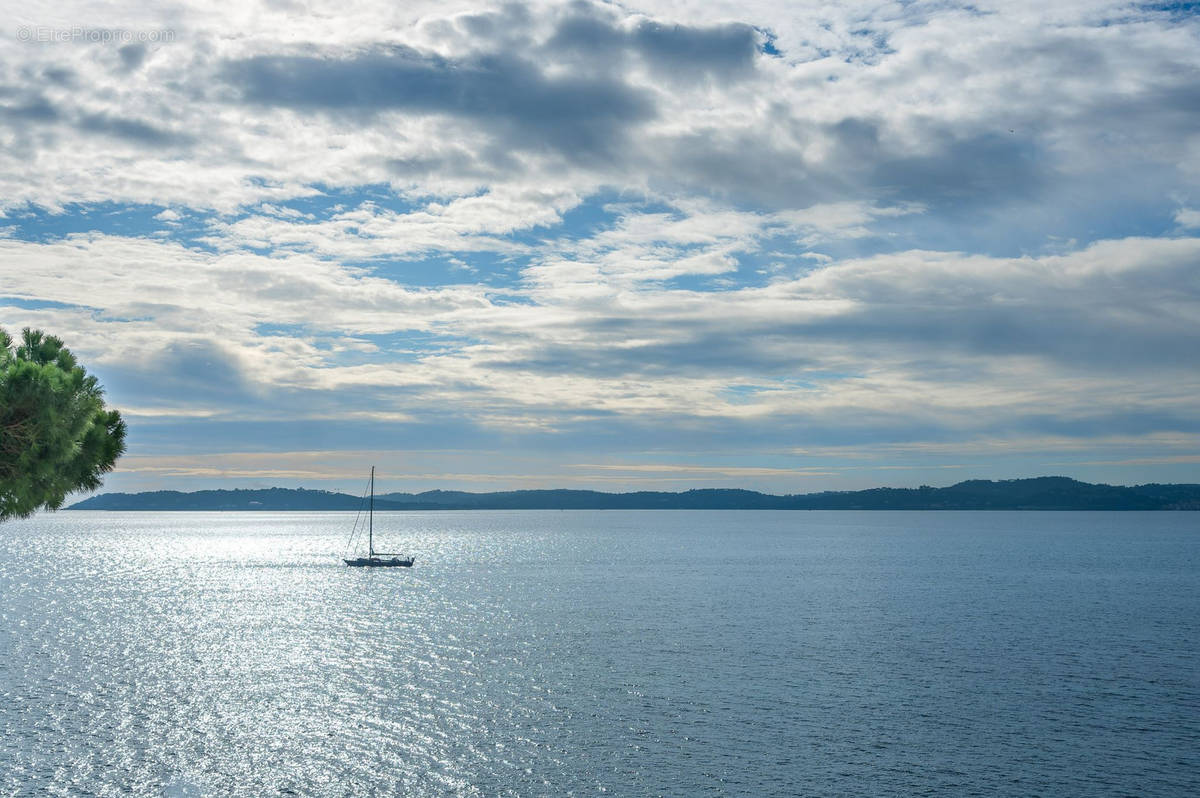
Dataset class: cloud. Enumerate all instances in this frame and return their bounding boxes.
[208,189,573,258]
[0,94,60,123]
[1176,207,1200,229]
[76,111,192,147]
[117,43,148,72]
[221,45,657,164]
[3,0,1200,490]
[0,0,1195,221]
[547,6,762,83]
[4,228,1196,454]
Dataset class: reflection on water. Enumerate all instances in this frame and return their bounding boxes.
[1,510,1198,796]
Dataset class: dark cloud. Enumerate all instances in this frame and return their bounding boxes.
[792,305,1200,373]
[219,6,769,167]
[476,248,1200,382]
[546,10,628,57]
[385,143,521,181]
[831,120,1048,208]
[0,90,190,149]
[653,115,1051,213]
[1005,408,1200,439]
[656,128,831,209]
[102,339,259,408]
[76,112,192,148]
[630,20,760,81]
[222,47,656,162]
[547,8,760,83]
[0,94,60,123]
[118,44,148,72]
[42,67,76,86]
[480,325,821,378]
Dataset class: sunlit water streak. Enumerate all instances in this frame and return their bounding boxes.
[1,510,1198,796]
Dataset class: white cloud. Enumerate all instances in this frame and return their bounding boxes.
[4,0,1199,489]
[3,230,1196,443]
[0,0,1194,221]
[1176,208,1200,229]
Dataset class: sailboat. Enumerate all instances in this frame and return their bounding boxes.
[344,467,414,567]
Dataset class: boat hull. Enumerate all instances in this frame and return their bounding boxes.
[343,557,414,567]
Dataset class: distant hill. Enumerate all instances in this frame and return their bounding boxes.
[65,487,420,512]
[68,477,1200,511]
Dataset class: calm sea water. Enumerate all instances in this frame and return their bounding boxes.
[1,510,1197,796]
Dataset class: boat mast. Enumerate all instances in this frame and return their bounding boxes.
[368,466,374,558]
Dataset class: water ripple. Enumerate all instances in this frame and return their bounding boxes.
[1,510,1198,796]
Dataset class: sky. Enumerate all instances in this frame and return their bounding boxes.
[1,0,1199,495]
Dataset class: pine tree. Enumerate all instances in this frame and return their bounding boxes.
[0,328,126,520]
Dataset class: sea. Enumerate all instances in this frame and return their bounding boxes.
[1,510,1197,797]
